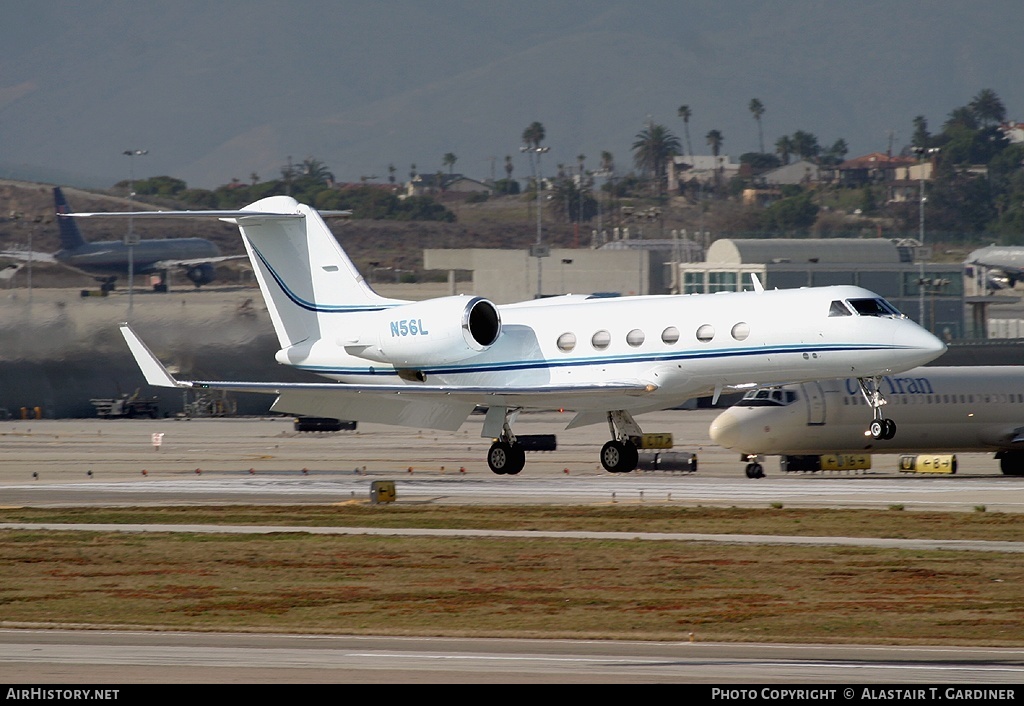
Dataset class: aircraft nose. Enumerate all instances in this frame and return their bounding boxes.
[709,410,742,450]
[895,321,948,367]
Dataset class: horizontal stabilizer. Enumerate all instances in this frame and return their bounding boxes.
[64,209,350,221]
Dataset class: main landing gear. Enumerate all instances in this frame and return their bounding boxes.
[857,376,897,440]
[485,408,526,475]
[482,407,648,475]
[600,410,642,473]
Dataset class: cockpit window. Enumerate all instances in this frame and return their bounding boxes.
[847,298,902,317]
[829,300,852,317]
[737,388,798,407]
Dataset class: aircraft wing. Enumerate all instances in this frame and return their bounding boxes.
[120,324,658,431]
[149,254,249,270]
[0,249,57,264]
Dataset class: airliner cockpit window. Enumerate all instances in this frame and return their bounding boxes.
[847,298,903,317]
[737,388,798,407]
[829,300,852,317]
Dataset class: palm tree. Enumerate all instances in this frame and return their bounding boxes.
[748,98,766,153]
[705,129,724,189]
[705,129,723,157]
[503,155,514,194]
[443,152,458,175]
[387,163,396,185]
[790,130,820,161]
[300,158,334,185]
[677,105,694,158]
[775,135,794,165]
[632,122,682,195]
[522,121,546,148]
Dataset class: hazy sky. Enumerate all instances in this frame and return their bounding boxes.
[2,1,1022,190]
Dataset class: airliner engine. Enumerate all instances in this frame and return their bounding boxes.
[185,263,217,287]
[344,295,501,367]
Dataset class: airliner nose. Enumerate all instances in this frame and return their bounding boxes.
[709,410,741,450]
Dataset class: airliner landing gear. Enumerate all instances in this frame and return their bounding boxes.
[997,451,1024,476]
[601,410,642,473]
[744,456,765,478]
[484,406,525,475]
[857,376,897,440]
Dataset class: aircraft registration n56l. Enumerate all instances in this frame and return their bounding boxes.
[709,366,1024,477]
[66,196,946,475]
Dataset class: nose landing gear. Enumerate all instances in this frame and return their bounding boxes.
[858,376,897,440]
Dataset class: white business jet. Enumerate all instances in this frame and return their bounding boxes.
[710,366,1024,477]
[65,196,946,475]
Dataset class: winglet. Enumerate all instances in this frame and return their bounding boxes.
[750,273,764,292]
[119,323,189,388]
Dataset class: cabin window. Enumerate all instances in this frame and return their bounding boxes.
[626,329,645,347]
[731,322,750,341]
[829,300,852,317]
[661,326,680,345]
[591,330,611,350]
[696,324,715,343]
[556,332,577,352]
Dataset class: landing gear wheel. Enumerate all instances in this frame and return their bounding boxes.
[870,419,897,440]
[883,419,896,440]
[487,441,526,475]
[745,462,764,479]
[601,440,639,473]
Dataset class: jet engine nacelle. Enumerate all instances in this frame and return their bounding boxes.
[186,263,217,287]
[345,295,501,367]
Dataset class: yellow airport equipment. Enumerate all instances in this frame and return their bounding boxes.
[628,433,674,450]
[370,480,397,504]
[819,454,871,471]
[899,454,957,474]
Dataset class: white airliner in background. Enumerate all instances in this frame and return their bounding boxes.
[709,366,1024,477]
[66,195,945,475]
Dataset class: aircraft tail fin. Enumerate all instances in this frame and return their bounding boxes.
[53,187,87,251]
[227,196,401,350]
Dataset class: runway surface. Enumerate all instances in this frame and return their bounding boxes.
[3,630,1024,684]
[1,411,1021,512]
[3,412,1023,684]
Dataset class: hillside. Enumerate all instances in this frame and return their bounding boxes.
[0,179,971,290]
[0,180,711,289]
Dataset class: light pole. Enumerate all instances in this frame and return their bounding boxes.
[912,146,939,329]
[521,144,550,297]
[123,149,148,318]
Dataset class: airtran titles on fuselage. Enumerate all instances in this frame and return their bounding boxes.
[389,318,430,337]
[844,374,935,396]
